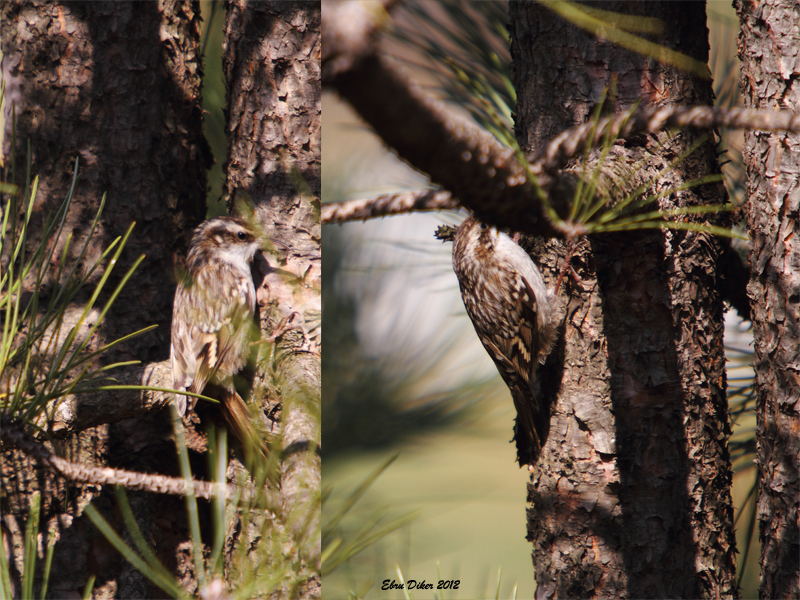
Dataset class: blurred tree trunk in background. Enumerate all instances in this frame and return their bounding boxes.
[735,2,800,598]
[510,2,738,597]
[223,1,321,596]
[1,1,208,597]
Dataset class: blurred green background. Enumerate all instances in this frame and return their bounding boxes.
[321,2,759,599]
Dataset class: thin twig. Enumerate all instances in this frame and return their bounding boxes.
[322,189,458,224]
[533,105,800,175]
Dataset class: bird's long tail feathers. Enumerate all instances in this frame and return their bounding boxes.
[511,384,544,467]
[218,387,270,463]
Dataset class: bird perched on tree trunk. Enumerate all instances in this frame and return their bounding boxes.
[171,216,268,461]
[450,215,558,466]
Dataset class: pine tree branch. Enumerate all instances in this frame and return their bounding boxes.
[322,104,800,226]
[322,2,800,235]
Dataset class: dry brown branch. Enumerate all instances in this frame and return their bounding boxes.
[322,2,557,237]
[2,420,276,506]
[322,189,458,224]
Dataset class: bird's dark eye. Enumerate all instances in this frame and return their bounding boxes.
[237,231,247,240]
[479,223,488,230]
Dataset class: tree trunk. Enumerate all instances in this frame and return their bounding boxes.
[1,1,208,596]
[1,0,209,357]
[223,1,321,596]
[510,2,738,597]
[735,2,800,598]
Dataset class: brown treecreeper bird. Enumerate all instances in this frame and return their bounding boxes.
[171,216,268,460]
[451,215,557,466]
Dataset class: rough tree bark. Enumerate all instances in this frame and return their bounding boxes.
[1,0,209,356]
[223,1,321,596]
[511,2,737,597]
[735,2,800,598]
[0,1,209,597]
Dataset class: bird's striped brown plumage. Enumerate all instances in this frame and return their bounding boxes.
[171,217,268,460]
[452,216,557,465]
